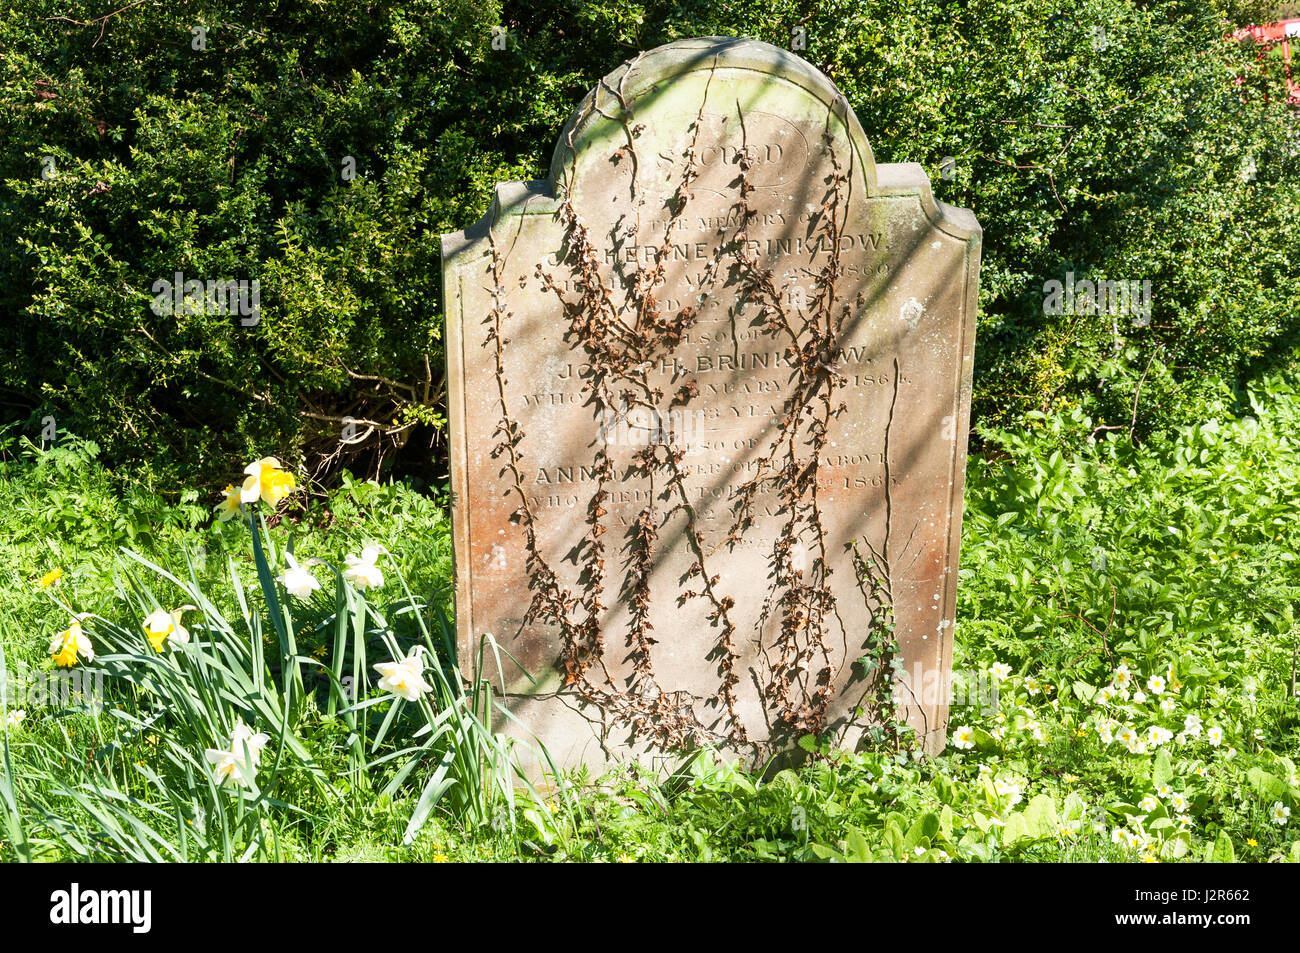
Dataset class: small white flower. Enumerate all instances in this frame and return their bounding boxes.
[1112,664,1132,687]
[990,662,1011,682]
[1140,795,1160,812]
[1157,783,1173,799]
[278,553,321,600]
[1272,802,1291,826]
[1183,713,1203,737]
[1207,726,1223,746]
[951,725,975,750]
[994,777,1024,807]
[1252,727,1265,741]
[4,709,25,730]
[1132,690,1147,704]
[343,546,386,590]
[374,646,434,702]
[1147,675,1166,695]
[1146,725,1173,747]
[1170,792,1188,811]
[1159,697,1176,715]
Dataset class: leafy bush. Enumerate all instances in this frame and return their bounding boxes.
[2,1,1296,484]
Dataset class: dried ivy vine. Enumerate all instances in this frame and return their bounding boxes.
[484,75,901,755]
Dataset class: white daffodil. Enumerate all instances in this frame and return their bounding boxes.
[49,614,95,668]
[240,457,297,506]
[204,718,270,789]
[1272,802,1291,826]
[143,605,198,653]
[343,546,386,590]
[1207,725,1224,746]
[277,553,321,600]
[374,647,434,702]
[951,725,975,749]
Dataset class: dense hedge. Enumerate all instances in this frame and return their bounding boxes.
[1,1,1297,486]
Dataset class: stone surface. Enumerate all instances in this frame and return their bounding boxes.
[441,37,981,771]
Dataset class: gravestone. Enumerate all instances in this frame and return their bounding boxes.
[441,37,981,770]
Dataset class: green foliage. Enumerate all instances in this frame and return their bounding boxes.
[3,350,1300,862]
[2,1,1297,483]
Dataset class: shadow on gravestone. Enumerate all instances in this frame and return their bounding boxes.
[440,36,981,775]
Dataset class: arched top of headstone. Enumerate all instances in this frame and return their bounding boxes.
[443,36,979,262]
[551,36,878,190]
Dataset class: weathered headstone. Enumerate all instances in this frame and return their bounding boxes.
[441,37,981,770]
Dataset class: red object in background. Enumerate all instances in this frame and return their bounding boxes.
[1232,19,1300,105]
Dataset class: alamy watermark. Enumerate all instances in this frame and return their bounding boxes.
[1043,271,1153,327]
[150,271,260,325]
[597,403,706,447]
[893,664,999,716]
[2,662,105,711]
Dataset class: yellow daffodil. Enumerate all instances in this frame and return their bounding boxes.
[142,605,197,652]
[374,647,433,702]
[241,457,296,506]
[37,567,64,588]
[214,484,242,521]
[49,614,94,667]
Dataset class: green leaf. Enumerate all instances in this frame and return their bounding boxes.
[1152,749,1173,788]
[1208,831,1236,864]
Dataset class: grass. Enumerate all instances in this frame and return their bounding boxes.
[1,351,1298,862]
